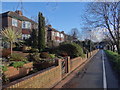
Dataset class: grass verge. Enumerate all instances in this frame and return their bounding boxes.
[104,50,120,76]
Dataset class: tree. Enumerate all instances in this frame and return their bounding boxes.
[70,28,79,42]
[31,29,38,48]
[1,27,22,54]
[38,12,46,52]
[83,2,120,54]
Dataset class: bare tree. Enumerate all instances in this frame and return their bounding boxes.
[83,2,120,54]
[70,28,79,41]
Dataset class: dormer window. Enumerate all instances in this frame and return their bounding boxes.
[22,21,31,29]
[12,18,17,27]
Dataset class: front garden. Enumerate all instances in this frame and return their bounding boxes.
[1,41,86,85]
[1,12,96,85]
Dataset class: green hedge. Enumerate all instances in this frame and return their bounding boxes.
[58,43,84,58]
[105,50,120,74]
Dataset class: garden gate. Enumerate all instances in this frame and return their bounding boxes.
[61,57,69,77]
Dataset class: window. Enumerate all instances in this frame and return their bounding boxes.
[61,33,64,38]
[56,32,59,37]
[22,21,31,29]
[22,34,30,40]
[12,18,17,27]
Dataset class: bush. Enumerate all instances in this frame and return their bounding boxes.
[2,66,8,72]
[58,43,84,58]
[2,49,11,58]
[40,52,50,59]
[30,48,39,53]
[59,52,68,57]
[9,61,25,68]
[8,53,28,61]
[2,73,10,85]
[28,53,41,62]
[49,54,56,59]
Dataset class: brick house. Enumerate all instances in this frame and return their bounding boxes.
[1,10,73,48]
[1,10,38,40]
[46,25,73,47]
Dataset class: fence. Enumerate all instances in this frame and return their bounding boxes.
[3,49,99,89]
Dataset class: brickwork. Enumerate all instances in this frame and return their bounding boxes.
[70,57,83,71]
[70,49,98,72]
[3,66,61,89]
[3,50,99,89]
[4,62,33,80]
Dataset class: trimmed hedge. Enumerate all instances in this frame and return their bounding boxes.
[58,43,84,58]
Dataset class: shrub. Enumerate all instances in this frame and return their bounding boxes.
[22,46,31,51]
[2,66,8,72]
[49,54,55,59]
[40,52,50,59]
[8,53,28,61]
[28,53,41,62]
[58,43,84,58]
[9,61,25,68]
[2,73,10,85]
[2,49,11,58]
[59,52,68,57]
[30,48,39,53]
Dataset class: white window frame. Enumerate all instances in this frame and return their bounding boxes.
[22,21,31,29]
[56,32,59,37]
[12,18,18,27]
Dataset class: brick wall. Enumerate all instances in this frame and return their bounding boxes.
[3,65,61,89]
[4,62,33,80]
[70,57,83,71]
[3,50,98,89]
[70,49,98,72]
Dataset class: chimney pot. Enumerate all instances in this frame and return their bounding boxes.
[15,10,23,16]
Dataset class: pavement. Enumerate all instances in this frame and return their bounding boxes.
[61,50,119,88]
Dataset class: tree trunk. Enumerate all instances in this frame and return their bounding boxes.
[10,41,12,55]
[117,48,120,54]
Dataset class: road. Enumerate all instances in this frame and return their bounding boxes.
[62,50,119,88]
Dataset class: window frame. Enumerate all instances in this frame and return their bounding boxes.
[22,21,31,29]
[12,18,18,27]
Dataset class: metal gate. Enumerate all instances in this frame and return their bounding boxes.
[61,57,68,76]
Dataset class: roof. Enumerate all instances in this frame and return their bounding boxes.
[1,11,37,24]
[46,25,63,33]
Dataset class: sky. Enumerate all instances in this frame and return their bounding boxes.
[2,2,89,36]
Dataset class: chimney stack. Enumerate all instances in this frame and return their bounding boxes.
[15,10,23,16]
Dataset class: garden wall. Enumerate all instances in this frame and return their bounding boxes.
[70,49,98,73]
[3,65,61,88]
[4,62,33,80]
[3,49,98,89]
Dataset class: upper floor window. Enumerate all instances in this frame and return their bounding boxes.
[61,33,64,38]
[56,32,59,37]
[22,21,31,29]
[12,18,17,27]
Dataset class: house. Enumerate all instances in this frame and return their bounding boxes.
[1,10,74,48]
[45,25,73,47]
[0,10,38,40]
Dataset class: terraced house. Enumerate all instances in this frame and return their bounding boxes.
[1,10,38,40]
